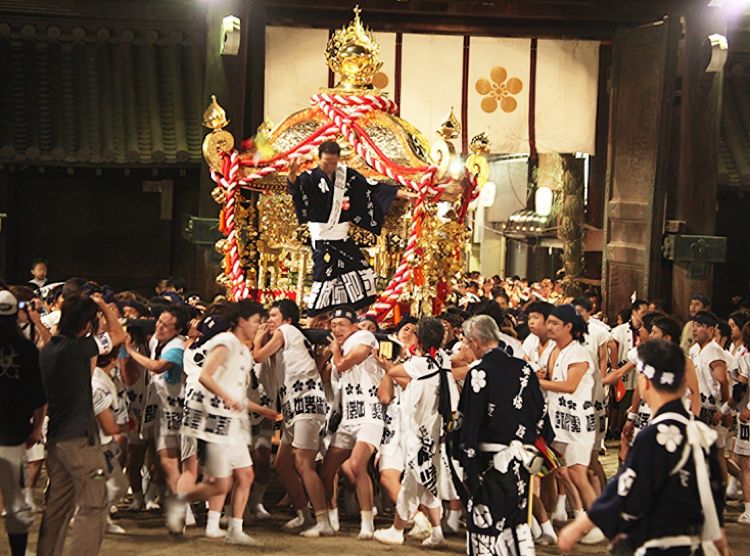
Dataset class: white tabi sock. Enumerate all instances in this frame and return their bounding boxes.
[207,510,221,530]
[554,494,567,514]
[360,510,374,533]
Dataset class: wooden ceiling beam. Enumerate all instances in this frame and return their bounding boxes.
[265,7,620,39]
[265,0,703,24]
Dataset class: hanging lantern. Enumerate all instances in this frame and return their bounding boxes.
[535,186,553,216]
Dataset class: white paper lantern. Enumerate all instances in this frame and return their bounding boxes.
[535,186,553,216]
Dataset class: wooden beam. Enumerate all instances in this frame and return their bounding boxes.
[266,0,700,23]
[265,7,620,39]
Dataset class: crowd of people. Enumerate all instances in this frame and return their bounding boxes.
[0,260,748,556]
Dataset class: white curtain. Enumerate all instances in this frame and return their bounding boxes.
[400,34,464,141]
[536,40,599,155]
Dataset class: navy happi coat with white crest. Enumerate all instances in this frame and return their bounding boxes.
[288,163,397,316]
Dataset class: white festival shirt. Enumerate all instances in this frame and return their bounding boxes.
[334,329,384,426]
[547,341,599,447]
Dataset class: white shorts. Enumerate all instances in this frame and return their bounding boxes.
[735,420,750,456]
[202,441,253,478]
[250,421,274,451]
[156,433,180,454]
[379,443,405,472]
[331,421,384,451]
[25,441,45,462]
[281,417,324,451]
[181,435,197,462]
[552,441,593,468]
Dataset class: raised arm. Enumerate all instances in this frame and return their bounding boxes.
[125,341,175,375]
[93,295,126,347]
[331,341,373,373]
[253,326,284,363]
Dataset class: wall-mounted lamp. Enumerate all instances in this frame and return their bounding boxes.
[705,33,729,73]
[221,16,241,56]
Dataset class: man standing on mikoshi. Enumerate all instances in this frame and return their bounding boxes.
[287,141,401,316]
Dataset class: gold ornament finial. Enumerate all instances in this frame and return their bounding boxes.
[325,5,382,91]
[203,95,229,130]
[437,107,461,140]
[202,95,235,172]
[470,132,491,155]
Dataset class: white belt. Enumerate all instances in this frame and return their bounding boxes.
[309,222,349,242]
[478,441,543,475]
[635,535,700,556]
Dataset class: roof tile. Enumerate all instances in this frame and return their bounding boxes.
[0,21,205,166]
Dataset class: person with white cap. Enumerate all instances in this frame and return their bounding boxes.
[0,290,46,556]
[558,339,729,556]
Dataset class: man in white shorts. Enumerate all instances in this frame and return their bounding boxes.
[92,351,130,534]
[690,311,730,479]
[125,306,189,496]
[573,296,609,491]
[374,318,457,547]
[179,313,231,537]
[319,306,384,540]
[171,300,278,545]
[538,304,605,545]
[253,299,331,537]
[377,317,417,510]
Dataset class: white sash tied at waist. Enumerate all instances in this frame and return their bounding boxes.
[309,221,350,243]
[478,440,544,475]
[634,535,700,556]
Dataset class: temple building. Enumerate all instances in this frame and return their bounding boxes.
[0,0,748,319]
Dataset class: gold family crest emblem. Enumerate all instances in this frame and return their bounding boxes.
[475,66,523,113]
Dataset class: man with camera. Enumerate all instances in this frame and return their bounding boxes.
[37,292,125,556]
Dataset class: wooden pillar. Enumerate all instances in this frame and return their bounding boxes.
[560,154,585,296]
[601,18,680,321]
[670,8,723,321]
